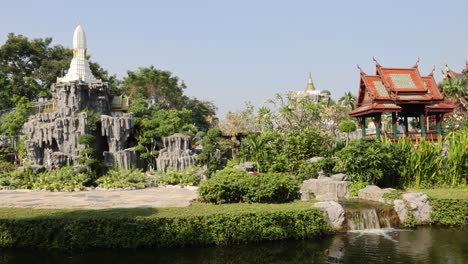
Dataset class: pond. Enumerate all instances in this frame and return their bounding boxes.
[0,226,466,264]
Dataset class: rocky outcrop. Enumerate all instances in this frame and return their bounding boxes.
[358,185,395,203]
[402,192,431,224]
[393,199,408,223]
[156,133,197,171]
[24,111,88,166]
[233,162,257,172]
[24,81,136,169]
[300,176,350,201]
[314,201,345,230]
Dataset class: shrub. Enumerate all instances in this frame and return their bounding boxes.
[0,206,332,250]
[334,138,403,186]
[32,167,90,191]
[0,169,36,189]
[96,168,146,189]
[349,180,367,197]
[198,169,299,204]
[430,198,468,226]
[317,157,336,176]
[294,161,319,183]
[198,169,254,204]
[158,167,200,186]
[245,173,299,203]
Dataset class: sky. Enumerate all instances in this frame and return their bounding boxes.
[0,0,467,118]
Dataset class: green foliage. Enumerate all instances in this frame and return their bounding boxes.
[0,168,36,189]
[32,167,90,191]
[295,161,319,183]
[317,157,336,176]
[198,128,226,176]
[158,167,200,186]
[130,101,197,171]
[395,128,467,188]
[349,180,367,197]
[239,129,330,176]
[382,189,401,203]
[96,168,146,189]
[0,205,332,249]
[0,166,88,191]
[124,66,185,109]
[338,119,357,133]
[430,198,468,226]
[198,168,299,204]
[334,138,403,186]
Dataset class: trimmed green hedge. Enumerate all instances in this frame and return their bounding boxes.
[0,206,332,250]
[431,198,468,226]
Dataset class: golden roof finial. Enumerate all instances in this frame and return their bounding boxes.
[305,72,315,92]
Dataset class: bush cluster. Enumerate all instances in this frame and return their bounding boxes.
[0,207,331,250]
[95,168,146,189]
[430,198,468,226]
[198,169,299,204]
[0,167,89,191]
[157,167,200,186]
[334,138,403,186]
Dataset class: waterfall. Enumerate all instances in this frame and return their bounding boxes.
[342,201,400,231]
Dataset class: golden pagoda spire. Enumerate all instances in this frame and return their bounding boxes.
[305,72,316,92]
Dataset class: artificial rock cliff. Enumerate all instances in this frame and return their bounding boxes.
[23,81,136,169]
[156,133,198,171]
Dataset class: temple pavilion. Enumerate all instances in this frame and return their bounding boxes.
[349,59,454,140]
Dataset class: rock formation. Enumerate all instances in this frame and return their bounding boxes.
[314,201,345,230]
[156,133,197,171]
[300,175,350,201]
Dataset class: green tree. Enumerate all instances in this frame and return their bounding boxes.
[0,96,33,162]
[439,78,467,112]
[338,91,357,110]
[131,102,196,171]
[198,128,226,176]
[123,66,185,109]
[338,119,357,144]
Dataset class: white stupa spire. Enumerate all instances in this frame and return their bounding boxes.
[58,23,98,83]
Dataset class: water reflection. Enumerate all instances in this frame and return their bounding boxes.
[0,227,466,264]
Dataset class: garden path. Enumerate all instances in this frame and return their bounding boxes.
[0,186,198,209]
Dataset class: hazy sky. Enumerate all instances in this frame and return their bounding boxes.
[1,0,467,117]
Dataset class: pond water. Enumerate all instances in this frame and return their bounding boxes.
[1,226,466,264]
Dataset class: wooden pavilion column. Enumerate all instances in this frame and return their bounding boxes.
[374,114,382,138]
[419,113,426,137]
[403,115,409,136]
[391,112,398,138]
[435,114,442,136]
[361,117,366,138]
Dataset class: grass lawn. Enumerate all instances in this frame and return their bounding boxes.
[0,200,317,219]
[407,188,468,200]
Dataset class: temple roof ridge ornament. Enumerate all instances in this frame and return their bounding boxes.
[57,23,99,83]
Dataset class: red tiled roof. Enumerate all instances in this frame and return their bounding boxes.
[350,103,401,117]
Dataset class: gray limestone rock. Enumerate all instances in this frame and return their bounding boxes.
[402,192,431,224]
[156,133,197,172]
[233,162,257,172]
[358,185,395,203]
[23,80,136,169]
[300,178,349,201]
[314,201,345,230]
[393,199,408,223]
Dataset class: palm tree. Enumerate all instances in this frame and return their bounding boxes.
[339,91,357,110]
[440,78,467,112]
